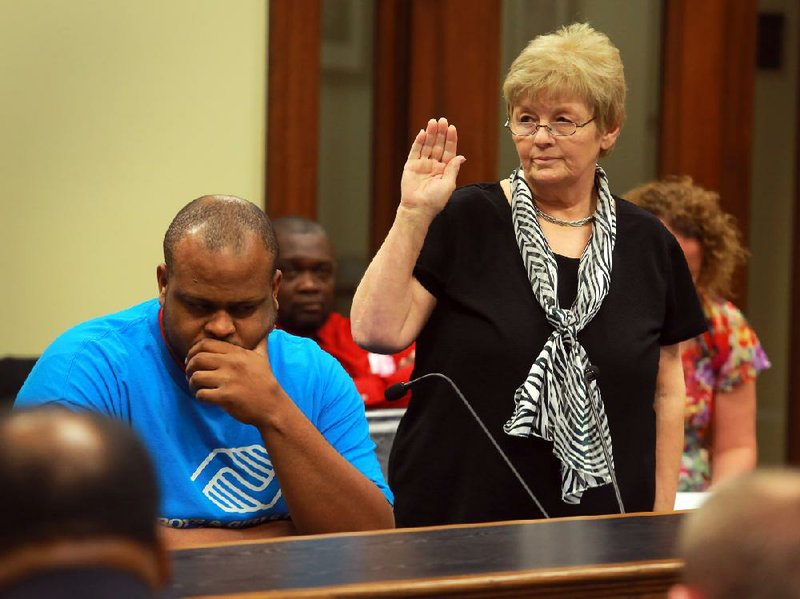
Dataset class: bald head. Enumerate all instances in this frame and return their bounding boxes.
[0,408,159,555]
[677,470,800,599]
[163,195,278,270]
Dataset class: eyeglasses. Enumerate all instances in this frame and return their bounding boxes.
[504,117,596,137]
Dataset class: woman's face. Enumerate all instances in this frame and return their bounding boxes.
[509,94,619,194]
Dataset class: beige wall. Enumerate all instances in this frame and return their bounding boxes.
[0,0,267,356]
[317,1,375,305]
[750,0,798,464]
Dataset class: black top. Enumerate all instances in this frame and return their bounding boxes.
[390,182,706,527]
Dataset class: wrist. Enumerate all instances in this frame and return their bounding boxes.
[253,383,296,436]
[394,204,437,231]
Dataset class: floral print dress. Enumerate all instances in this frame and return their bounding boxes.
[678,295,770,491]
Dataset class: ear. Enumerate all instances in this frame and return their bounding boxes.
[271,269,282,302]
[599,124,621,152]
[156,264,168,307]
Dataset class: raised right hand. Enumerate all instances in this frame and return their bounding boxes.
[400,117,466,219]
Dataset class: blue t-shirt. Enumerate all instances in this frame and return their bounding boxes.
[16,299,393,528]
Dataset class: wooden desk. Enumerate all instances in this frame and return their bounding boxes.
[170,512,684,598]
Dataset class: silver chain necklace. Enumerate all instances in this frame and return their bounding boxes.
[532,201,595,228]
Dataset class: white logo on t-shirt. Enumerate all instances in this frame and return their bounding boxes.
[190,445,282,513]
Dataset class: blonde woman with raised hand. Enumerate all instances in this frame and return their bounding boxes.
[353,24,706,526]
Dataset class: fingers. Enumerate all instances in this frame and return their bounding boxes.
[185,339,240,380]
[441,124,458,163]
[408,118,454,162]
[187,370,221,394]
[420,118,438,159]
[185,338,233,362]
[442,155,467,186]
[185,350,223,381]
[194,388,220,403]
[407,128,426,162]
[430,118,450,161]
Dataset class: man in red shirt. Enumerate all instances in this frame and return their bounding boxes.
[273,217,413,409]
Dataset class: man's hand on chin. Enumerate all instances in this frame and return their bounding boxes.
[184,337,287,428]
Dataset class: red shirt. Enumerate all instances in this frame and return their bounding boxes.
[290,313,414,409]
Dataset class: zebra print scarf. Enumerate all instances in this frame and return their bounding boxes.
[504,165,617,504]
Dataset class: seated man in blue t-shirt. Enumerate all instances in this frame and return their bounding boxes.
[16,195,394,547]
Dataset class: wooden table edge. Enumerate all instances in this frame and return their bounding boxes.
[184,557,683,598]
[174,510,688,550]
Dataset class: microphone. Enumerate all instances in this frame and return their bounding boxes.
[582,364,626,513]
[385,373,549,518]
[384,381,410,403]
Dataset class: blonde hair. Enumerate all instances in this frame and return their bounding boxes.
[625,175,747,299]
[502,23,626,155]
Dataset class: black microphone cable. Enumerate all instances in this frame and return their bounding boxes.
[385,372,549,518]
[583,365,625,513]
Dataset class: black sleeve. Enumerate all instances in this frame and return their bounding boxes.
[413,195,455,299]
[659,230,708,345]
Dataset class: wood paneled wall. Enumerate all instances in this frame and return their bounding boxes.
[268,1,759,259]
[370,0,413,253]
[266,0,321,218]
[659,0,758,304]
[370,0,502,252]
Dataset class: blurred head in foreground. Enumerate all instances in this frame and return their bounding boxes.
[0,407,168,592]
[671,469,800,599]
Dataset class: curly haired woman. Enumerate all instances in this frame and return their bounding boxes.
[627,176,770,491]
